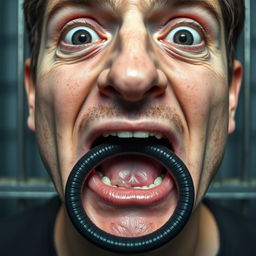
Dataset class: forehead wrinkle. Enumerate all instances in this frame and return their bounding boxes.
[46,0,221,18]
[45,0,222,28]
[146,0,168,9]
[46,0,190,17]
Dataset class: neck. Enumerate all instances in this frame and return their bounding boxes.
[54,203,219,256]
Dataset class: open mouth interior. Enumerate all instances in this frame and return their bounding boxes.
[82,135,178,238]
[93,136,170,189]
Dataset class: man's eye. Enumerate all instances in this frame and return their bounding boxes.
[165,26,202,46]
[64,26,100,45]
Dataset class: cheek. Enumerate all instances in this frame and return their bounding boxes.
[36,41,108,121]
[166,62,228,128]
[34,64,100,194]
[163,61,229,197]
[36,63,99,128]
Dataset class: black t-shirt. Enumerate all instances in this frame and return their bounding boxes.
[0,197,59,256]
[0,197,255,256]
[204,199,256,256]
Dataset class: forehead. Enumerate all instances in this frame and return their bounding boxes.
[46,0,222,20]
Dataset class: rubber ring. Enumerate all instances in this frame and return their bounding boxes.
[65,139,194,253]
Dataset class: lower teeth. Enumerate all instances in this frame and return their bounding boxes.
[98,171,164,189]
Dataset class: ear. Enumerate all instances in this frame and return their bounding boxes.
[228,60,243,134]
[24,58,36,131]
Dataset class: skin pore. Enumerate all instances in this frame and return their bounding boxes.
[24,0,242,255]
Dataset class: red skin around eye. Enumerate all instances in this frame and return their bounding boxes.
[58,39,107,55]
[159,39,206,52]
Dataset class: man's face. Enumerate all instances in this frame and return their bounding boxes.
[25,0,241,237]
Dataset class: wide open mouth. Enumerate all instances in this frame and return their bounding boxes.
[82,136,178,238]
[65,137,194,253]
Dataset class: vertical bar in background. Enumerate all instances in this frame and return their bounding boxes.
[239,0,252,215]
[17,0,26,181]
[241,0,251,181]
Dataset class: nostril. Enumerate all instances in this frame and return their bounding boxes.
[97,65,167,102]
[98,78,167,102]
[99,85,122,98]
[145,85,166,98]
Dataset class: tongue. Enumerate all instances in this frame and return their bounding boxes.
[100,155,163,187]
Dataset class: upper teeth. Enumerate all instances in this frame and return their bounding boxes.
[102,131,164,139]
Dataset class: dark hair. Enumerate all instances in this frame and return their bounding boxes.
[220,0,245,81]
[23,0,245,83]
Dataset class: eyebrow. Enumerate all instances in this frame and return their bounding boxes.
[47,0,221,25]
[173,0,221,25]
[147,0,221,25]
[47,0,123,22]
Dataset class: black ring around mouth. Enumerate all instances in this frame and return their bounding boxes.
[65,138,194,253]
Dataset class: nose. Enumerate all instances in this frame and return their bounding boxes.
[98,25,167,102]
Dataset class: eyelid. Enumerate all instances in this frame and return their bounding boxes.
[166,26,202,46]
[64,26,100,45]
[60,18,109,41]
[156,19,207,42]
[56,18,112,57]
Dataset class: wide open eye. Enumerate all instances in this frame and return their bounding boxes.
[64,26,101,45]
[165,26,202,46]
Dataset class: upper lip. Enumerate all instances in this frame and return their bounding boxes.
[78,120,184,159]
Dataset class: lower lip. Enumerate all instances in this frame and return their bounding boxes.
[85,171,176,206]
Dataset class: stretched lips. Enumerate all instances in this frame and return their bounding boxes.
[86,170,175,206]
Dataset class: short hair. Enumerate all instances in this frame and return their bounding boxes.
[23,0,245,83]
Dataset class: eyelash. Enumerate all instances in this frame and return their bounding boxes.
[53,17,210,59]
[158,20,209,45]
[58,18,107,46]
